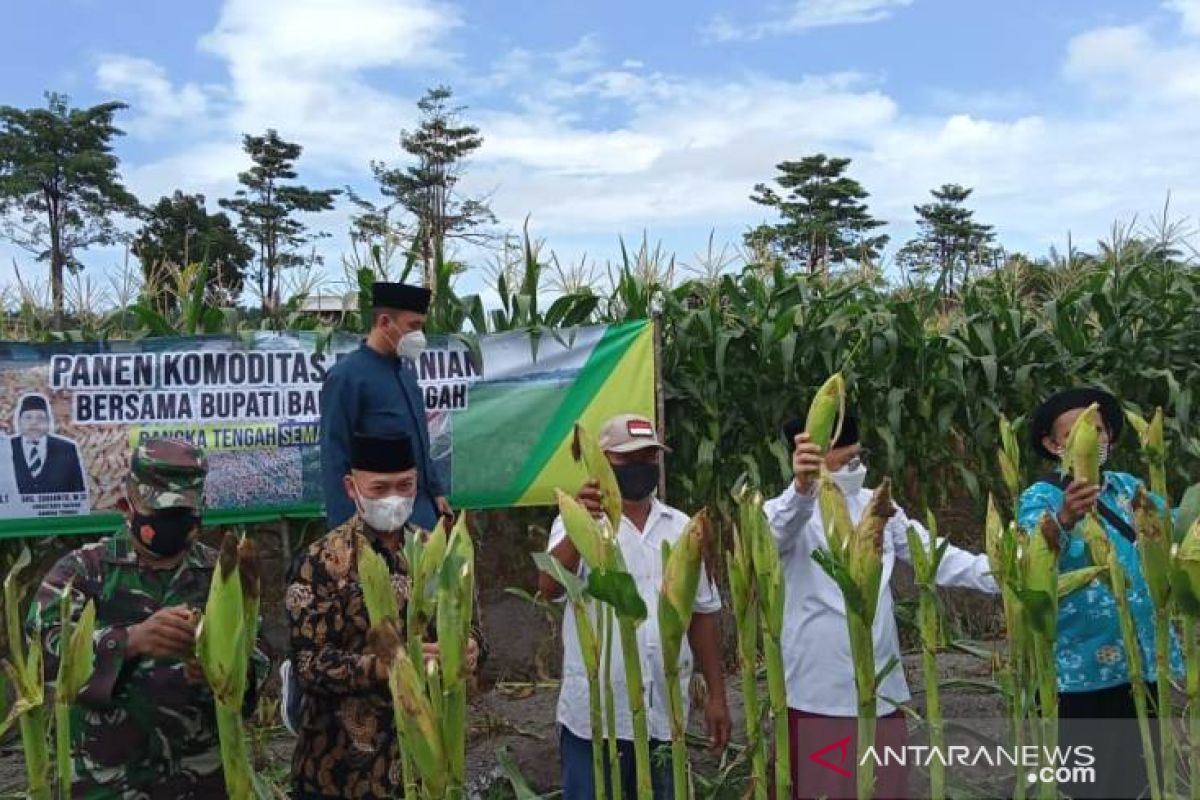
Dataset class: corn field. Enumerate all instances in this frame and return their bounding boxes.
[2,219,1200,798]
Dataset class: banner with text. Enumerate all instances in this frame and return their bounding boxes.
[0,320,655,537]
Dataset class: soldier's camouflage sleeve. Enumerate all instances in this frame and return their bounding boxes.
[27,548,131,707]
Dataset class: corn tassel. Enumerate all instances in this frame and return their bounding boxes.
[196,533,259,800]
[1082,515,1162,800]
[804,372,846,452]
[906,515,948,800]
[657,511,710,800]
[812,476,893,800]
[53,586,95,800]
[728,514,767,800]
[6,546,51,800]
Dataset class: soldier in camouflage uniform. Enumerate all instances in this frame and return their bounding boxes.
[287,431,483,800]
[27,439,269,800]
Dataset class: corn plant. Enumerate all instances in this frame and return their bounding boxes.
[812,475,894,800]
[2,546,50,800]
[567,422,654,799]
[534,550,605,800]
[906,516,948,800]
[1081,515,1161,800]
[1128,406,1182,798]
[196,532,262,800]
[1172,517,1200,800]
[729,500,767,800]
[52,585,96,800]
[557,486,652,799]
[360,513,476,800]
[657,510,711,800]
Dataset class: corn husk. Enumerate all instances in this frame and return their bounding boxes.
[1063,403,1102,485]
[804,373,846,452]
[572,423,623,532]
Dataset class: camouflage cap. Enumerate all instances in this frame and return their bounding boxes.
[127,439,208,511]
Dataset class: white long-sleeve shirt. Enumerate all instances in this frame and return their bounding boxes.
[548,499,722,741]
[763,481,998,716]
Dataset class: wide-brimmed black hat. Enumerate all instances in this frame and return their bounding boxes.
[372,282,431,314]
[1030,387,1123,460]
[351,432,415,473]
[782,412,860,451]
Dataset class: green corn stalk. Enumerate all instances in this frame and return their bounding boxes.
[812,476,894,800]
[1082,515,1162,800]
[804,372,846,452]
[52,585,96,800]
[4,546,51,800]
[1134,487,1178,800]
[602,604,623,800]
[985,496,1029,800]
[906,516,949,800]
[657,510,710,800]
[196,533,260,800]
[534,550,606,800]
[566,425,655,800]
[728,512,766,800]
[435,513,475,797]
[1172,518,1200,800]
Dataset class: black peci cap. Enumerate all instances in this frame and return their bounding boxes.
[351,432,416,473]
[372,282,431,314]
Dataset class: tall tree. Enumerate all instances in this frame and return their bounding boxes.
[0,92,139,325]
[745,155,888,278]
[371,85,495,287]
[132,191,254,310]
[897,183,998,295]
[219,129,338,314]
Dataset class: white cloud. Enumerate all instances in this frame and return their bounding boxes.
[703,0,913,43]
[95,55,214,137]
[1168,0,1200,35]
[1063,23,1200,103]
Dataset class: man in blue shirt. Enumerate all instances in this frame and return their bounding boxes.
[319,281,450,531]
[1019,386,1182,799]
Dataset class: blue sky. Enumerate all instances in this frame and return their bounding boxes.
[2,0,1198,305]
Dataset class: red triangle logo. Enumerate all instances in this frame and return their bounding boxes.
[810,735,854,778]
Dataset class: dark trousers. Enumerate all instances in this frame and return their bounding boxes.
[559,725,674,800]
[1059,682,1160,800]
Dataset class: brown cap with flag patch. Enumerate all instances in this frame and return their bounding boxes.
[598,413,669,454]
[127,439,208,511]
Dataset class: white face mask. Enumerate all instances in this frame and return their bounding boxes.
[395,328,426,361]
[830,461,868,496]
[354,485,415,533]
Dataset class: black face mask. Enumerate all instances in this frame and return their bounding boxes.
[613,462,660,501]
[131,508,198,558]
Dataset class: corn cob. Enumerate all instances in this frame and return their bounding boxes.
[572,423,624,533]
[1127,407,1168,503]
[804,372,846,452]
[657,510,710,800]
[997,415,1022,511]
[5,546,50,800]
[388,646,448,798]
[1082,515,1162,800]
[196,532,258,800]
[53,586,96,800]
[436,513,474,797]
[1063,403,1102,485]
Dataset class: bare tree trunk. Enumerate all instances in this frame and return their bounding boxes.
[48,195,64,330]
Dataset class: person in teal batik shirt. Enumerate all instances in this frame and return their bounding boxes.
[1019,386,1185,800]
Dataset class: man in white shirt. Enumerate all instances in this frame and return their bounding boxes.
[766,414,998,799]
[538,414,730,800]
